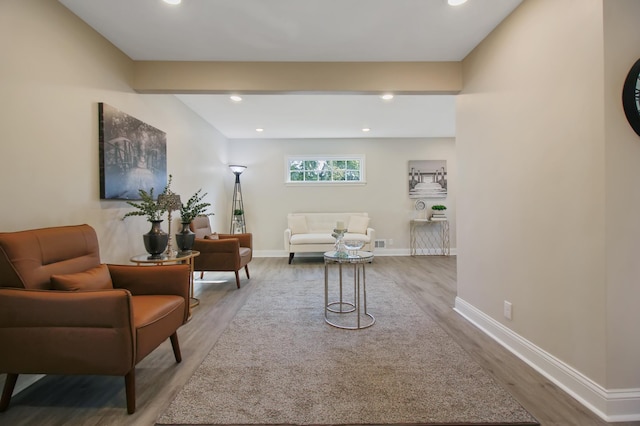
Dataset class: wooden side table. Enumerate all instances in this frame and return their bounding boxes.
[130,251,200,309]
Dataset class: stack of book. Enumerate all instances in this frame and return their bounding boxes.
[430,212,447,221]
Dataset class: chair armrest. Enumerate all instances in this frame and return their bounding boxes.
[108,264,190,300]
[0,288,133,328]
[218,233,252,249]
[193,237,240,254]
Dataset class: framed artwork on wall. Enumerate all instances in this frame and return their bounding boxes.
[98,103,167,200]
[408,160,447,199]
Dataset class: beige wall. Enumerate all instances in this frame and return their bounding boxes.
[457,0,640,411]
[602,0,640,389]
[134,61,462,94]
[227,138,456,255]
[0,0,229,264]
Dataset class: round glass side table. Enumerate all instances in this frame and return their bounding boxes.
[323,250,375,330]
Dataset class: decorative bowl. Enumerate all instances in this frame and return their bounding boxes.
[343,240,365,255]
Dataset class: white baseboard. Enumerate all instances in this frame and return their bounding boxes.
[254,248,458,258]
[454,297,640,422]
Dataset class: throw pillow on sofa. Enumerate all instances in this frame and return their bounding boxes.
[50,264,113,291]
[347,215,370,234]
[288,216,309,235]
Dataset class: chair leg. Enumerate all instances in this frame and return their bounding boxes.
[125,370,136,414]
[170,332,182,363]
[234,270,241,288]
[244,265,250,279]
[288,253,295,264]
[0,373,18,412]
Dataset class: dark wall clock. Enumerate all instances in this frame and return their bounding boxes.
[622,58,640,137]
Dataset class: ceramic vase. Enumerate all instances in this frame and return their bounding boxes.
[143,220,169,259]
[175,222,196,255]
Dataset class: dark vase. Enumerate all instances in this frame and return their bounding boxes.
[143,220,169,259]
[175,222,196,255]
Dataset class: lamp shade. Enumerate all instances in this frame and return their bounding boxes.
[229,165,247,175]
[158,193,181,211]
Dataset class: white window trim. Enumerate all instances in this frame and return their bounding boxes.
[284,155,366,185]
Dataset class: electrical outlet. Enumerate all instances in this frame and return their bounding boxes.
[503,301,513,320]
[388,239,393,246]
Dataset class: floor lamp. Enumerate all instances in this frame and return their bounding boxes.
[229,165,246,234]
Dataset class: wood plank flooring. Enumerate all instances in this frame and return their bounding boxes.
[0,256,636,426]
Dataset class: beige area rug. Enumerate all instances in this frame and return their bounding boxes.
[157,272,538,425]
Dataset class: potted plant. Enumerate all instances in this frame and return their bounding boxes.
[123,187,169,258]
[176,189,213,254]
[430,204,447,221]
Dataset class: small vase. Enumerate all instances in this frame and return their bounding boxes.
[175,222,196,255]
[143,220,169,259]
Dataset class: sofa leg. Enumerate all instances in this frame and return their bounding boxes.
[199,271,204,279]
[125,370,136,414]
[0,373,18,412]
[244,265,250,279]
[288,253,295,264]
[234,270,241,288]
[170,332,182,363]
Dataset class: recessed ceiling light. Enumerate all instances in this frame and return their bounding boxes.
[448,0,467,5]
[163,0,181,4]
[256,128,264,132]
[362,128,371,132]
[381,94,394,100]
[230,95,242,102]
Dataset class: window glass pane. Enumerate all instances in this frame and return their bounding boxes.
[346,160,359,170]
[333,169,346,181]
[290,160,303,171]
[346,171,360,181]
[290,171,304,181]
[304,160,318,171]
[305,171,318,181]
[318,170,332,181]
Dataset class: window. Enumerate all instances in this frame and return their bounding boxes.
[286,155,366,184]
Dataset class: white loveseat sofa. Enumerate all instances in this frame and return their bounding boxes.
[284,212,375,264]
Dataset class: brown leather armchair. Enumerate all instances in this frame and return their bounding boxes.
[189,215,252,288]
[0,224,190,414]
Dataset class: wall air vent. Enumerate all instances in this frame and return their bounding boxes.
[374,239,386,248]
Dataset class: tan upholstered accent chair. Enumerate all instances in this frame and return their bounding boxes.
[189,216,252,288]
[0,224,190,414]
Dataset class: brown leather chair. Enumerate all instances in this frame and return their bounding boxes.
[0,224,190,414]
[189,216,252,288]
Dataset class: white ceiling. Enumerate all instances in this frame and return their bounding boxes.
[58,0,523,139]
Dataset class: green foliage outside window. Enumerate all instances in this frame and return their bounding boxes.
[287,157,364,183]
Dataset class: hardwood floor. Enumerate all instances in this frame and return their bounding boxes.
[0,256,636,426]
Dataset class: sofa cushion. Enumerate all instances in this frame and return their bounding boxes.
[204,232,219,240]
[288,216,309,235]
[51,264,113,291]
[290,233,336,245]
[343,233,371,243]
[347,215,370,234]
